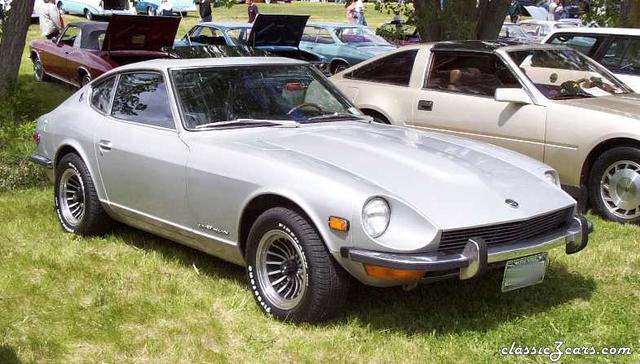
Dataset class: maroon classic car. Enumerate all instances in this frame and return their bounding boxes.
[29,15,180,87]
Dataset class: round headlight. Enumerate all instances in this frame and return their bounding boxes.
[362,197,390,238]
[544,171,560,186]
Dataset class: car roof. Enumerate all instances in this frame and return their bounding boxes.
[547,27,640,36]
[307,22,364,29]
[198,22,251,30]
[396,41,568,54]
[112,57,306,73]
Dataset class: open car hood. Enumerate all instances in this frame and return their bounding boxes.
[248,14,310,48]
[102,15,180,52]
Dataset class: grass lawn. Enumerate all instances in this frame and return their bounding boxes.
[0,3,639,363]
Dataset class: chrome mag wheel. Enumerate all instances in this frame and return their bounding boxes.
[255,229,308,310]
[58,167,86,227]
[34,59,44,81]
[600,160,640,220]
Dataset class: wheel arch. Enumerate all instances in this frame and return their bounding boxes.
[358,107,392,124]
[329,58,350,73]
[580,137,640,187]
[237,193,324,259]
[77,67,91,84]
[54,141,105,200]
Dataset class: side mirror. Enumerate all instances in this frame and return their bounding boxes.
[494,88,532,105]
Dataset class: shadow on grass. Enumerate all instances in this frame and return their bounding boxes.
[109,225,596,335]
[0,345,21,364]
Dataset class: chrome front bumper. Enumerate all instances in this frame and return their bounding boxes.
[341,216,591,281]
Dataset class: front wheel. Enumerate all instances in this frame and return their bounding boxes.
[55,154,112,235]
[33,55,48,82]
[245,207,349,322]
[589,146,640,223]
[331,62,349,75]
[80,73,91,87]
[147,6,155,15]
[84,9,93,20]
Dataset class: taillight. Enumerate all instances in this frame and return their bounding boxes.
[33,131,40,145]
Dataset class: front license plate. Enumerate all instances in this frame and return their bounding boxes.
[501,252,548,292]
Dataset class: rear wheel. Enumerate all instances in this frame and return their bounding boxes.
[589,146,640,224]
[147,6,155,15]
[245,207,349,322]
[84,9,93,20]
[55,154,113,235]
[80,72,91,87]
[331,61,349,75]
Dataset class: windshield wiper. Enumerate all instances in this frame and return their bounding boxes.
[306,112,373,123]
[194,118,298,129]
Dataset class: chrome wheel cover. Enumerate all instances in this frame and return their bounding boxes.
[34,60,44,80]
[600,160,640,219]
[58,167,86,227]
[255,229,308,310]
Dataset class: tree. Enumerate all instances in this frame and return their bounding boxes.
[0,0,35,97]
[622,0,640,27]
[377,0,511,42]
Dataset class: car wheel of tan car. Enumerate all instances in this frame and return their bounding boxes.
[245,207,349,322]
[589,147,640,223]
[33,56,48,82]
[55,154,112,235]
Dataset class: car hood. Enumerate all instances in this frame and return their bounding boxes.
[556,94,640,120]
[259,123,574,230]
[102,15,180,52]
[248,14,309,48]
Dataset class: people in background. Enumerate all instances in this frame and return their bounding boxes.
[548,0,560,20]
[346,0,356,24]
[128,1,138,15]
[158,0,173,16]
[195,0,212,22]
[247,0,258,23]
[38,0,63,40]
[355,0,367,26]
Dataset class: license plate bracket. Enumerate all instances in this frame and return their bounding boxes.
[501,252,548,292]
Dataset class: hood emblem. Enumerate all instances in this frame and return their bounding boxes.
[505,199,519,209]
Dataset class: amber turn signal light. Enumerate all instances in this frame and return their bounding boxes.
[328,216,349,232]
[364,264,425,281]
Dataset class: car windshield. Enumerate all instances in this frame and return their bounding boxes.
[336,27,389,45]
[507,48,631,99]
[500,25,528,41]
[224,27,250,45]
[171,64,360,129]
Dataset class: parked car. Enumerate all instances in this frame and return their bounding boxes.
[518,19,579,42]
[331,41,640,223]
[30,15,180,87]
[543,27,640,91]
[498,22,532,43]
[29,57,590,322]
[174,15,329,74]
[134,0,195,16]
[57,0,131,20]
[298,23,396,74]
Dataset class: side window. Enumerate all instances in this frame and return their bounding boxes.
[426,52,521,97]
[601,37,640,76]
[111,73,175,129]
[301,27,318,43]
[316,29,335,44]
[344,49,418,86]
[549,34,602,56]
[91,77,116,114]
[58,26,80,47]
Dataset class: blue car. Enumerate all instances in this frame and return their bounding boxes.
[135,0,195,16]
[57,0,131,20]
[175,14,329,73]
[299,22,396,74]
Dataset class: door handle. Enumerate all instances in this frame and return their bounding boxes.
[418,100,433,111]
[98,139,112,153]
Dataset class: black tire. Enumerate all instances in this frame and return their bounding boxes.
[33,55,48,82]
[80,73,91,87]
[180,11,188,17]
[331,61,349,75]
[54,153,113,235]
[245,207,349,322]
[147,6,155,15]
[588,146,640,224]
[363,110,390,124]
[84,9,93,20]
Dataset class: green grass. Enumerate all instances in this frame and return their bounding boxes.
[0,3,639,363]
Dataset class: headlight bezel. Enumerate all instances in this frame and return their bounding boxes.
[362,197,391,238]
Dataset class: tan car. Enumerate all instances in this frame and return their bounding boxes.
[331,41,640,223]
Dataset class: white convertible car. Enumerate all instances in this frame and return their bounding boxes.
[331,41,640,224]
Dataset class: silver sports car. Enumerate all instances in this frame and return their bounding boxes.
[30,57,591,322]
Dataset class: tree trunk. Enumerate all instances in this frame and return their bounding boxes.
[623,0,640,27]
[0,0,35,97]
[475,0,511,40]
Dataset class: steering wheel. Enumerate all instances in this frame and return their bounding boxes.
[287,103,324,116]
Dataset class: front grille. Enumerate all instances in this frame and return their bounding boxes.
[437,207,573,253]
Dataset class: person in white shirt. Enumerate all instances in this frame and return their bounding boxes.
[548,0,559,21]
[38,0,63,39]
[158,0,173,16]
[355,0,367,26]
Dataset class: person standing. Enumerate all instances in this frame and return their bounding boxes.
[247,0,258,23]
[548,0,559,20]
[355,0,367,26]
[346,0,356,24]
[195,0,212,22]
[38,0,63,40]
[158,0,173,16]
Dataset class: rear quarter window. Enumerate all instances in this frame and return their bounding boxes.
[344,49,418,86]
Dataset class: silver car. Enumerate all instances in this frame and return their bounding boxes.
[30,57,591,322]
